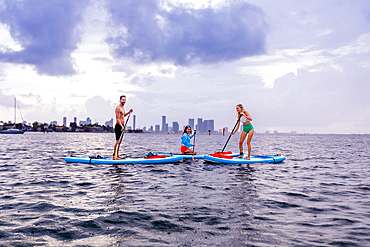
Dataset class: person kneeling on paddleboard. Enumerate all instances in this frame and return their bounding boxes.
[231,104,254,159]
[180,125,197,155]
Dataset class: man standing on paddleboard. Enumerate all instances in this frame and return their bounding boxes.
[113,95,133,160]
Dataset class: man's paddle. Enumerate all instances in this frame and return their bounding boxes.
[113,112,131,160]
[220,115,242,153]
[192,130,196,161]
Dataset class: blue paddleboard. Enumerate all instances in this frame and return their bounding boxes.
[65,155,183,164]
[203,154,286,164]
[153,152,240,160]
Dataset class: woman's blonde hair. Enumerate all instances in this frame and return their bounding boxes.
[236,104,246,118]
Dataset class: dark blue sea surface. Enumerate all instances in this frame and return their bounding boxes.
[0,132,369,246]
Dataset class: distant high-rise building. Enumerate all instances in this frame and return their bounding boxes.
[197,118,203,132]
[155,125,160,133]
[165,123,168,133]
[133,115,136,130]
[204,120,209,132]
[161,116,166,133]
[105,118,113,127]
[149,126,153,132]
[208,119,214,133]
[63,117,67,126]
[74,117,77,123]
[188,118,194,129]
[86,117,91,125]
[143,126,146,132]
[50,121,57,126]
[79,121,86,126]
[173,121,179,133]
[274,130,278,134]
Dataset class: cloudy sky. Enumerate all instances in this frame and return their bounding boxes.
[0,0,369,134]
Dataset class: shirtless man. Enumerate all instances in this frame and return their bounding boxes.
[113,95,133,160]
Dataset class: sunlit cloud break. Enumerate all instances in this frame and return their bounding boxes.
[106,0,268,66]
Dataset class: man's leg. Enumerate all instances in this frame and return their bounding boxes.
[113,140,123,159]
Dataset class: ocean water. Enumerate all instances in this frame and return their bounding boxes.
[0,132,369,246]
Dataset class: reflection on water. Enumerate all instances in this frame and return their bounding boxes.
[0,132,369,246]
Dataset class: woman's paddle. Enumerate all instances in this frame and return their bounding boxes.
[192,130,196,161]
[114,112,131,160]
[220,115,242,153]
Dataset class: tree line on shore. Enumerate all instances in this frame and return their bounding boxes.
[0,121,114,133]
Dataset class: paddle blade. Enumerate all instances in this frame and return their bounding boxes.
[210,154,233,159]
[214,151,232,155]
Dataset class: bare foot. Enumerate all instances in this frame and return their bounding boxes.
[244,156,250,160]
[113,156,123,160]
[238,155,243,158]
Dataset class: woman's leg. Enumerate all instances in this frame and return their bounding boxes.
[245,129,254,159]
[238,131,247,158]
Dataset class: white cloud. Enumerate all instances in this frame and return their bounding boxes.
[236,48,331,88]
[317,29,333,36]
[0,23,23,52]
[330,33,370,56]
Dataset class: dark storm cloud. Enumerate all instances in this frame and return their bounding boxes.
[0,0,89,76]
[106,0,267,66]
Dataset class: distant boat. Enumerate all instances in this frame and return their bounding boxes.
[0,128,25,134]
[0,98,25,134]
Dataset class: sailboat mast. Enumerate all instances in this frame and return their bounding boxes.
[14,98,16,124]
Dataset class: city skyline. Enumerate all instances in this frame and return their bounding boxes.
[1,113,299,134]
[0,114,300,134]
[1,113,292,134]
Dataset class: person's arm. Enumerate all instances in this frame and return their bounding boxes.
[182,134,193,147]
[189,136,194,147]
[124,109,133,117]
[244,111,252,121]
[231,121,240,135]
[181,134,187,145]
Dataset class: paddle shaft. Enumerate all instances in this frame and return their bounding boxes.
[118,112,131,143]
[192,130,196,161]
[221,115,242,153]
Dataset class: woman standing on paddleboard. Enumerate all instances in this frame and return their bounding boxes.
[231,104,254,159]
[180,125,197,155]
